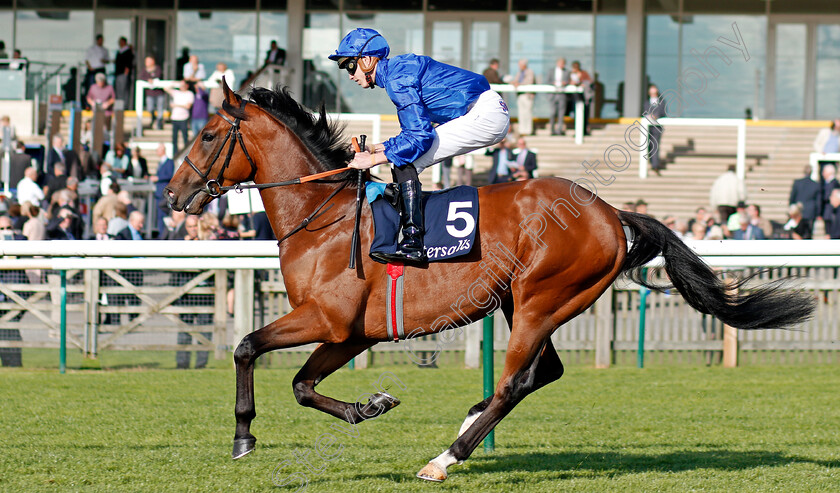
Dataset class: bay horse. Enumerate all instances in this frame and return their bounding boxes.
[165,81,815,482]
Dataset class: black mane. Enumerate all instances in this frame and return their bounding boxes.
[244,86,355,179]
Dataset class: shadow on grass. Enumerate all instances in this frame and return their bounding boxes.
[465,449,835,476]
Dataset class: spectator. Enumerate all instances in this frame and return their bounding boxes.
[251,211,273,240]
[16,167,44,207]
[126,146,149,179]
[0,40,7,59]
[789,164,821,230]
[548,58,570,136]
[824,189,840,239]
[62,67,78,105]
[114,36,134,106]
[644,84,667,175]
[0,115,16,143]
[164,80,195,155]
[732,213,765,240]
[688,220,709,240]
[183,55,206,83]
[115,210,145,240]
[89,216,111,241]
[821,164,839,232]
[21,203,45,241]
[709,164,746,225]
[84,34,109,102]
[183,213,200,240]
[161,210,188,240]
[176,47,190,80]
[80,119,93,149]
[8,49,26,71]
[151,143,175,234]
[783,203,811,240]
[812,118,840,167]
[512,136,537,180]
[8,141,32,190]
[621,201,636,212]
[191,81,210,137]
[49,189,83,240]
[7,203,24,232]
[725,201,748,237]
[687,206,709,233]
[482,58,503,84]
[635,199,649,216]
[265,40,286,66]
[207,62,235,90]
[117,190,138,216]
[107,202,130,238]
[569,60,593,136]
[46,208,78,240]
[139,56,166,130]
[45,134,81,180]
[86,73,116,130]
[486,138,516,184]
[104,142,130,178]
[93,182,121,227]
[512,59,535,136]
[746,204,772,239]
[44,163,68,205]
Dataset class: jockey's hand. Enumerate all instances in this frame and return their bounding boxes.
[349,151,377,170]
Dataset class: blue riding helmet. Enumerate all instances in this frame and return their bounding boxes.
[328,28,390,65]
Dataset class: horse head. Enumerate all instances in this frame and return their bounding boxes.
[166,78,260,214]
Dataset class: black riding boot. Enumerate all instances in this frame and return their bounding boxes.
[395,180,427,262]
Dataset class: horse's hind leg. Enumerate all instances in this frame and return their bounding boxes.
[292,342,401,423]
[418,323,550,482]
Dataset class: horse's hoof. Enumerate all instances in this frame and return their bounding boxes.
[232,437,256,459]
[370,391,400,411]
[416,462,447,482]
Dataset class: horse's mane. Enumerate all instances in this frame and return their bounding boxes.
[240,86,355,179]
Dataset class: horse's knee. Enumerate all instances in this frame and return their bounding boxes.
[292,379,315,407]
[234,336,255,367]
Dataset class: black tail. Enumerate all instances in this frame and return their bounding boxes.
[618,211,815,330]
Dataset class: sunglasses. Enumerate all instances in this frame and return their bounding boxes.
[343,58,359,75]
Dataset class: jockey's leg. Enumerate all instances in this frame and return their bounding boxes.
[392,164,426,262]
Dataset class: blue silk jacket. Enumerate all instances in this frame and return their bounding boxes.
[374,54,490,166]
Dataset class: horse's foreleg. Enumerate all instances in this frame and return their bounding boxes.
[232,303,341,459]
[293,341,400,423]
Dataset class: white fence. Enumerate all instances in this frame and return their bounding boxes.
[1,240,838,368]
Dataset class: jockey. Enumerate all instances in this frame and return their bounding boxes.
[330,28,510,263]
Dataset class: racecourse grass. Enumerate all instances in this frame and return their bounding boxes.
[1,362,838,492]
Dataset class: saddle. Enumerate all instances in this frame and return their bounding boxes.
[366,183,478,263]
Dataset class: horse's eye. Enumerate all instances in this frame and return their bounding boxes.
[202,133,214,142]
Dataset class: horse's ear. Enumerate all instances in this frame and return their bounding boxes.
[222,77,241,105]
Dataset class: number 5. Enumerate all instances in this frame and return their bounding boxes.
[446,201,475,238]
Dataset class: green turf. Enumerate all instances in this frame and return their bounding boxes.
[1,365,838,492]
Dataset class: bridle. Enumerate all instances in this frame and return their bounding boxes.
[182,99,257,198]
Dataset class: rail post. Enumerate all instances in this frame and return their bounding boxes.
[637,267,649,369]
[59,270,67,374]
[483,314,495,452]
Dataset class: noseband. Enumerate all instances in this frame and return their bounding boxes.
[183,100,257,198]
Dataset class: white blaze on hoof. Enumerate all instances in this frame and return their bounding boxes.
[417,450,458,482]
[458,411,482,437]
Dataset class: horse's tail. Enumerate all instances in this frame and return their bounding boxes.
[617,210,815,330]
